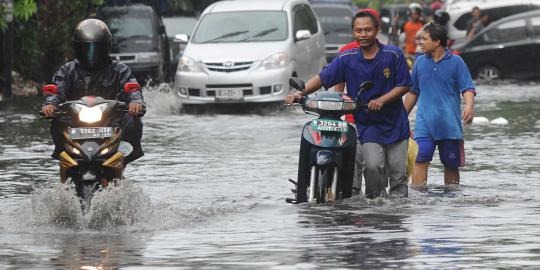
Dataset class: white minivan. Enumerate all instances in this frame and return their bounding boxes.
[173,0,326,106]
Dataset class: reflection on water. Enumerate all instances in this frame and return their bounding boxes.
[1,83,540,268]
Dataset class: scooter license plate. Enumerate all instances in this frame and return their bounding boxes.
[311,119,348,132]
[68,127,114,140]
[215,89,243,101]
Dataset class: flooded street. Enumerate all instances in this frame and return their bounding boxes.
[1,83,540,269]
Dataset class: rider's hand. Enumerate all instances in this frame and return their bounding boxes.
[128,102,144,116]
[284,90,304,105]
[41,104,57,117]
[462,104,474,124]
[367,98,384,111]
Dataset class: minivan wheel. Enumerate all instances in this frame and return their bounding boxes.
[476,65,501,81]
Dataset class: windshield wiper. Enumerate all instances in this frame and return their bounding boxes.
[201,30,248,43]
[324,27,350,35]
[241,28,278,42]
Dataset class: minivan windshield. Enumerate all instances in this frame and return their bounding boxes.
[100,9,157,53]
[192,11,288,43]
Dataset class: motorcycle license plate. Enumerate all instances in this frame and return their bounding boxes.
[311,119,348,132]
[68,127,113,140]
[215,89,243,101]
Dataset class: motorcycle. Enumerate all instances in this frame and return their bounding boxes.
[40,83,144,212]
[286,78,373,204]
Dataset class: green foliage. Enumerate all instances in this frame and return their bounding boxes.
[13,0,36,21]
[0,0,37,30]
[12,0,105,82]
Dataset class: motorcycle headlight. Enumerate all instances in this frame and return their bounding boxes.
[305,100,318,109]
[178,56,202,72]
[317,101,343,111]
[259,52,287,70]
[77,103,107,123]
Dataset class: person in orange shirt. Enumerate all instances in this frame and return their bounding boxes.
[402,4,424,58]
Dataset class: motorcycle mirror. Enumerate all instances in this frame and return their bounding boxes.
[42,84,58,95]
[289,78,305,91]
[358,81,374,93]
[124,82,141,93]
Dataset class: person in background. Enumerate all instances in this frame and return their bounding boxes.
[403,3,425,63]
[430,0,444,12]
[285,11,412,199]
[404,23,475,187]
[467,13,490,41]
[465,7,481,38]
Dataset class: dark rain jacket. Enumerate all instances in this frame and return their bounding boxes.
[44,59,145,106]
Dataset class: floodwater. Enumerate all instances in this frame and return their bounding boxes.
[1,82,540,269]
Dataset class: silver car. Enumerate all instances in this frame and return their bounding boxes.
[173,0,326,105]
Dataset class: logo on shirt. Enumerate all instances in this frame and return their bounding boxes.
[383,67,391,79]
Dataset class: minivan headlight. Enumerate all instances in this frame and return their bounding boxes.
[259,52,287,70]
[178,56,202,72]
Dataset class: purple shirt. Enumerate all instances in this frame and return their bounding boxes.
[319,44,411,144]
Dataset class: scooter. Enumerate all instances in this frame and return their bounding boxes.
[40,83,144,212]
[286,78,373,204]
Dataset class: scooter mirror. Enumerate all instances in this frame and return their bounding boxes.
[289,78,305,91]
[124,82,141,93]
[358,81,374,93]
[42,84,58,95]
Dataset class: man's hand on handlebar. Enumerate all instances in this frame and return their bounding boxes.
[368,98,384,111]
[41,104,57,117]
[128,102,144,117]
[284,90,304,105]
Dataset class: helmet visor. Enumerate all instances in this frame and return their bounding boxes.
[74,41,110,69]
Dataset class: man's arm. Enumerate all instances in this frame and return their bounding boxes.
[404,91,418,115]
[41,64,71,117]
[462,91,475,124]
[116,63,145,116]
[284,75,324,104]
[368,86,409,111]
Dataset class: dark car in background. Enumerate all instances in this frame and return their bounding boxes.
[97,4,170,84]
[456,9,540,81]
[312,4,354,63]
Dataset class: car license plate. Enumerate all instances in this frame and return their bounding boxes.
[68,127,114,140]
[311,119,348,132]
[215,89,243,101]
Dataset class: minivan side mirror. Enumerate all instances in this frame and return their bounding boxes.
[295,30,311,42]
[174,34,189,44]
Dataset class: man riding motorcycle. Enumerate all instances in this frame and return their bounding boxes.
[41,18,145,165]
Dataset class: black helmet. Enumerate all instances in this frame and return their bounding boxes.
[73,19,112,70]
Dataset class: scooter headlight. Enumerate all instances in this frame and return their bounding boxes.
[76,103,107,123]
[342,101,356,111]
[305,100,318,109]
[317,101,343,111]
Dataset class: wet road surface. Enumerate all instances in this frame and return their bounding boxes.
[1,83,540,269]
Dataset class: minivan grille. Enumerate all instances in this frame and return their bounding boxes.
[205,61,254,72]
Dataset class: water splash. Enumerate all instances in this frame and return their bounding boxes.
[86,181,153,231]
[142,83,182,115]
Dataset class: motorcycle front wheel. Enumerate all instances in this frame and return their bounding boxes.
[76,181,99,213]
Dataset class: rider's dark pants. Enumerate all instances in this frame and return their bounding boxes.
[50,114,144,164]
